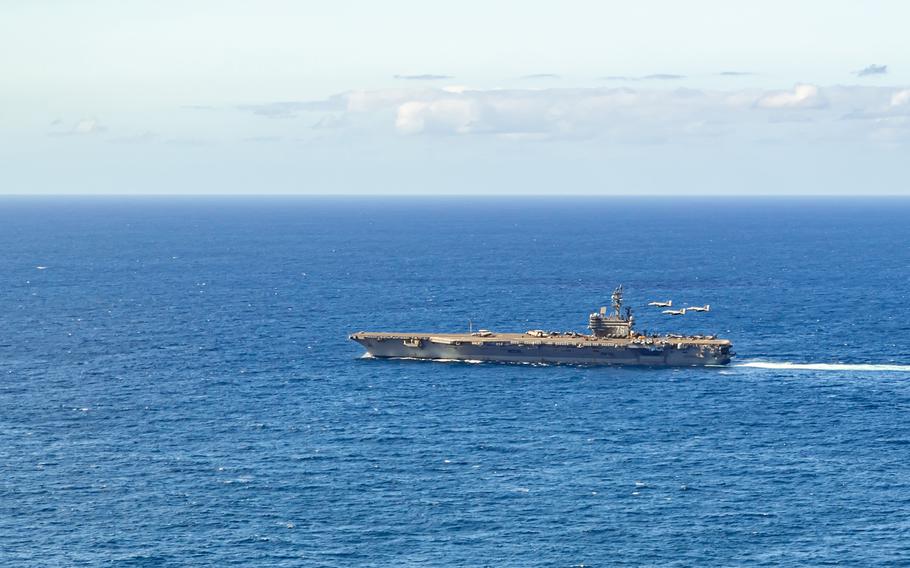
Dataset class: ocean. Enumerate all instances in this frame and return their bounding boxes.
[2,197,909,566]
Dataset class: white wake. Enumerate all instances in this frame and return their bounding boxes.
[737,361,910,372]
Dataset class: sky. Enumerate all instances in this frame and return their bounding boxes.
[2,0,909,195]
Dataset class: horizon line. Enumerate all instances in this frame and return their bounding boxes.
[1,193,910,199]
[0,192,910,198]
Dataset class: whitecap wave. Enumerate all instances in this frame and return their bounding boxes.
[365,355,485,364]
[737,361,910,372]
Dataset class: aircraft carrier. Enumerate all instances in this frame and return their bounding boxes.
[350,286,734,367]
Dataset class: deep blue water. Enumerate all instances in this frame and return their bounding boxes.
[2,197,909,567]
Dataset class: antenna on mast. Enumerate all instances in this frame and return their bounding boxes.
[611,284,624,317]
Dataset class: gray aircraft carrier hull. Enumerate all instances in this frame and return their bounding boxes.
[350,333,733,367]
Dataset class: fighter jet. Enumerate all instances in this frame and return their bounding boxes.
[648,300,672,307]
[688,305,710,312]
[662,308,687,316]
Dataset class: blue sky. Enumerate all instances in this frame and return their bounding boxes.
[2,0,909,195]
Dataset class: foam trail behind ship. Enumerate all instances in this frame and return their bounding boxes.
[737,361,910,372]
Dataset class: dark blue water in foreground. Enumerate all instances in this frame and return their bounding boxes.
[2,197,909,567]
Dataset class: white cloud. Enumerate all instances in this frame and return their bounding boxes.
[755,84,827,109]
[239,85,908,145]
[49,118,107,136]
[74,119,102,134]
[891,90,910,107]
[395,101,428,134]
[346,88,437,113]
[395,99,482,134]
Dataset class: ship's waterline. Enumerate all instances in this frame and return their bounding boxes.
[350,286,733,367]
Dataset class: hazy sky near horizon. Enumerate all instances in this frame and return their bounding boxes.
[2,0,909,195]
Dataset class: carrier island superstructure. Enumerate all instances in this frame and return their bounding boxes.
[350,286,733,367]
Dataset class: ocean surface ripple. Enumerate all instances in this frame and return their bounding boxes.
[2,197,909,567]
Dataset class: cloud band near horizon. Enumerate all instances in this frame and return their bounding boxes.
[234,84,910,144]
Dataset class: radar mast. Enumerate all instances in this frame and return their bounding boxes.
[589,284,633,338]
[611,285,624,317]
